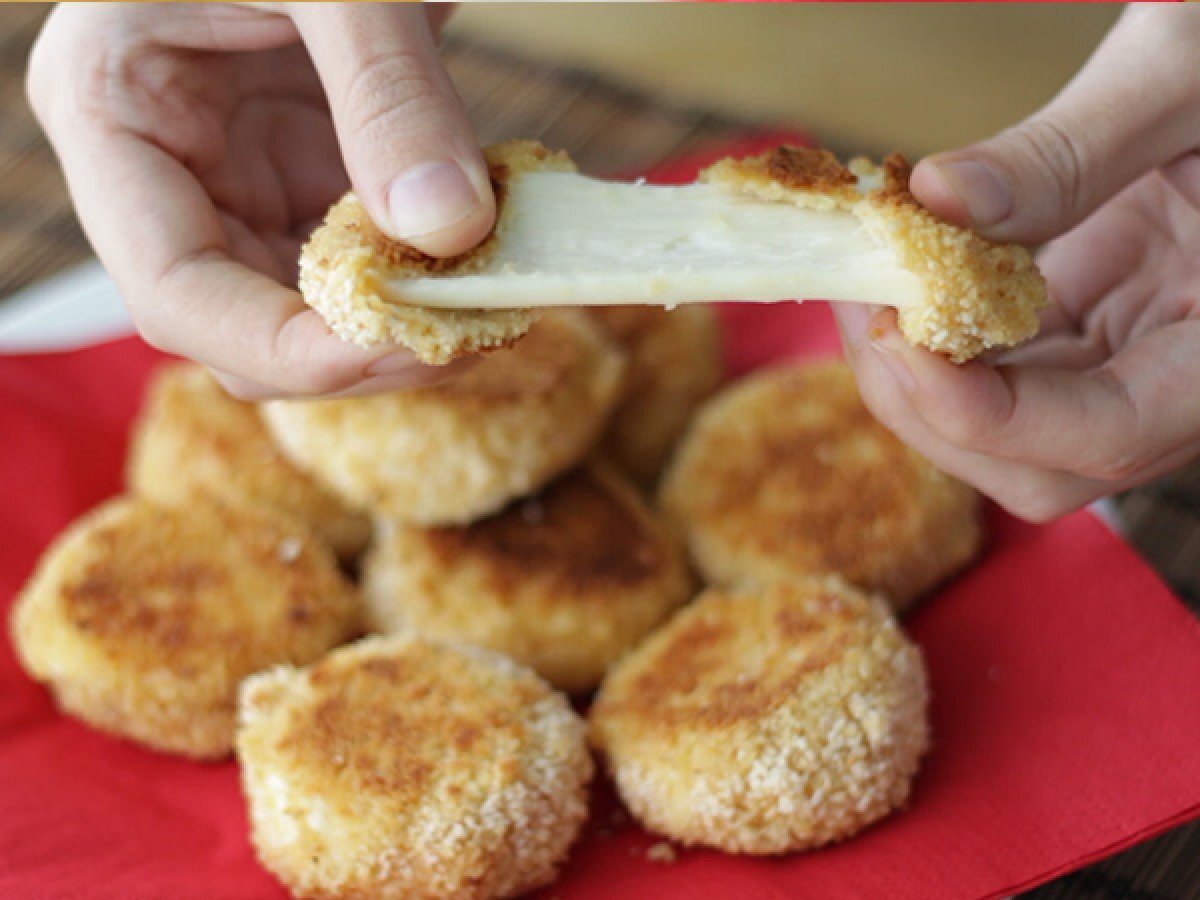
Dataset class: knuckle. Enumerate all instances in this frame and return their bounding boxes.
[27,9,127,129]
[339,50,449,138]
[925,394,1006,453]
[932,408,991,452]
[1078,371,1145,483]
[1013,118,1085,217]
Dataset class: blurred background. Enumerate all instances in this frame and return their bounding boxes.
[0,3,1122,298]
[449,3,1119,159]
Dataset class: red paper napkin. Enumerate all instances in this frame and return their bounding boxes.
[3,144,1200,900]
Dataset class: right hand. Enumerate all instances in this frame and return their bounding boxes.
[28,3,489,399]
[835,4,1200,522]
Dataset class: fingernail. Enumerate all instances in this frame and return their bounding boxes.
[930,158,1013,228]
[386,160,481,239]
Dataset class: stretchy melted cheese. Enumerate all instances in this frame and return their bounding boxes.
[299,141,1046,363]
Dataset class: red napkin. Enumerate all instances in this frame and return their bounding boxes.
[3,144,1200,900]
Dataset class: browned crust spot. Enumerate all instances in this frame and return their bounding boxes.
[755,146,858,193]
[421,463,669,598]
[598,585,859,730]
[700,145,860,209]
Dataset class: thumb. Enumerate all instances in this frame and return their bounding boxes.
[911,5,1200,244]
[290,4,492,257]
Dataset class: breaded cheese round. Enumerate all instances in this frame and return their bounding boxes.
[127,363,370,560]
[262,311,626,526]
[589,305,722,487]
[590,577,930,853]
[659,360,981,612]
[298,141,574,364]
[9,495,360,759]
[236,633,592,900]
[363,461,693,694]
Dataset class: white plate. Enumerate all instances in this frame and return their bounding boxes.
[0,260,132,353]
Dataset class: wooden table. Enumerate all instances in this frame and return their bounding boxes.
[2,6,1197,898]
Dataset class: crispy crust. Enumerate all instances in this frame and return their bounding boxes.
[9,495,360,759]
[236,634,592,899]
[590,578,930,853]
[588,306,724,487]
[702,146,861,211]
[702,147,1046,362]
[658,361,982,612]
[262,312,626,526]
[126,363,370,561]
[298,142,575,364]
[362,462,693,694]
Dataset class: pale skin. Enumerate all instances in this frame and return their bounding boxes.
[27,4,1200,522]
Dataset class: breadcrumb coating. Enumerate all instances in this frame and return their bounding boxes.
[362,462,693,694]
[659,360,982,612]
[703,147,1046,362]
[303,141,1043,364]
[127,363,370,561]
[590,577,930,854]
[299,142,574,364]
[262,312,626,526]
[588,306,723,487]
[10,495,360,759]
[236,633,592,899]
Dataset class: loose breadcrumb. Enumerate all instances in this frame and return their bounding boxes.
[645,842,678,863]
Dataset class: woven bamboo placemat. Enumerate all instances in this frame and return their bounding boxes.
[1,7,1197,898]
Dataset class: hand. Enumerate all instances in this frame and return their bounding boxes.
[835,4,1200,522]
[28,3,490,399]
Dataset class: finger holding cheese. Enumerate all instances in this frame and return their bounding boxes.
[300,141,1046,364]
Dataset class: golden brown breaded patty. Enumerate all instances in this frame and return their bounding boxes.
[590,577,930,854]
[236,633,592,900]
[589,306,723,487]
[362,462,692,694]
[702,147,1046,362]
[659,360,981,612]
[9,495,360,759]
[262,311,626,526]
[127,363,370,561]
[299,141,575,364]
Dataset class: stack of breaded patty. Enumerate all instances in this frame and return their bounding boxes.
[11,302,981,897]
